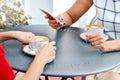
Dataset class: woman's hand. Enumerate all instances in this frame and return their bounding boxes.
[45,12,72,29]
[11,31,35,43]
[36,41,56,64]
[45,13,64,29]
[85,34,115,52]
[86,34,105,48]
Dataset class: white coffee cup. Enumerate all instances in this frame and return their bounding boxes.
[29,36,49,52]
[86,24,104,35]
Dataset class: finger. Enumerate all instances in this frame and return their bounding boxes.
[60,16,64,21]
[47,50,56,61]
[91,39,105,46]
[43,41,56,49]
[48,19,56,24]
[31,33,35,37]
[45,15,49,19]
[55,14,62,19]
[48,19,62,26]
[52,50,56,54]
[47,52,56,61]
[49,41,56,45]
[47,56,55,63]
[48,21,61,29]
[49,24,60,29]
[94,44,102,48]
[90,36,103,42]
[48,23,61,29]
[55,16,65,26]
[93,43,106,52]
[54,47,56,50]
[86,34,103,43]
[48,48,56,56]
[86,34,100,40]
[42,43,56,53]
[86,34,94,42]
[27,32,35,38]
[21,43,28,48]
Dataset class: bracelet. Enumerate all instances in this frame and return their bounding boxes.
[66,11,74,23]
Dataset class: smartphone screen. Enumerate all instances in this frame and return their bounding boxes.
[40,9,56,20]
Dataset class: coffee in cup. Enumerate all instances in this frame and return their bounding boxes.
[29,36,49,52]
[86,24,104,35]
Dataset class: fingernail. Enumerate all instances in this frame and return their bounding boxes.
[55,20,59,24]
[63,23,65,25]
[47,16,50,18]
[55,21,57,23]
[56,20,59,24]
[60,18,63,21]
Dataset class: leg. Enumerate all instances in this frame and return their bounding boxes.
[95,71,120,80]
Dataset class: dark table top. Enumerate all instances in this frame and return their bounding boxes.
[2,25,120,77]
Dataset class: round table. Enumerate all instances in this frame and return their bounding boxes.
[2,25,120,80]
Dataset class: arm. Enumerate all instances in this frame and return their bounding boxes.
[0,31,34,43]
[47,0,93,29]
[0,31,15,43]
[14,41,56,80]
[0,31,55,80]
[101,40,120,52]
[66,0,93,23]
[17,57,46,80]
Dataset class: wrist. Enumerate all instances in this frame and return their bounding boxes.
[111,40,120,51]
[8,31,17,39]
[60,12,73,26]
[65,11,74,24]
[106,40,120,52]
[35,54,48,65]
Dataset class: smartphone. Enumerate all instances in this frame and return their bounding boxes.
[40,9,64,26]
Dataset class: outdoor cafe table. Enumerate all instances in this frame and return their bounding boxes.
[2,25,120,80]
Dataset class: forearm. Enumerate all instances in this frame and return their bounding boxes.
[19,56,46,80]
[66,0,93,23]
[0,31,16,43]
[109,40,120,51]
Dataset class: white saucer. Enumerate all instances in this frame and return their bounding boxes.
[23,45,36,56]
[80,32,109,40]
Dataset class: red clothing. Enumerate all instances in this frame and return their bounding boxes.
[0,44,15,80]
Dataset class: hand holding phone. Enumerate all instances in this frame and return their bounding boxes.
[40,9,64,26]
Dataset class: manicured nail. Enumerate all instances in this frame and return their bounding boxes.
[63,23,65,25]
[60,18,63,21]
[55,21,57,23]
